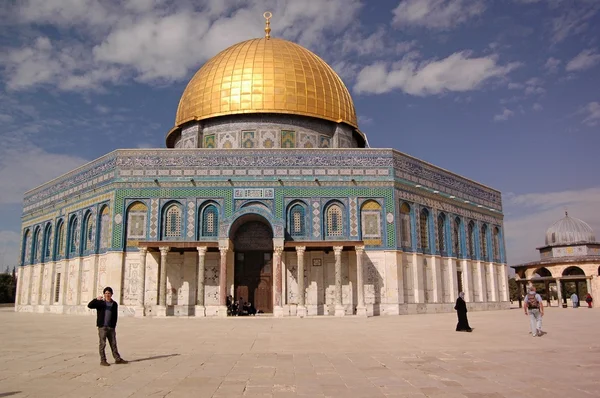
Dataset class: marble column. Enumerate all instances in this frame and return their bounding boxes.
[586,278,592,297]
[500,263,508,302]
[413,253,425,303]
[296,246,307,317]
[430,256,440,303]
[334,246,345,317]
[355,246,367,317]
[555,277,562,307]
[15,267,23,307]
[27,265,34,305]
[461,259,472,302]
[158,246,170,309]
[218,246,229,317]
[488,262,498,302]
[273,246,284,317]
[135,247,148,317]
[37,263,45,307]
[195,246,207,317]
[448,258,458,303]
[475,261,485,302]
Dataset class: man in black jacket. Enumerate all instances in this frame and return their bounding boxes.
[88,287,128,366]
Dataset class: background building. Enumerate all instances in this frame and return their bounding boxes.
[15,20,509,318]
[512,212,599,306]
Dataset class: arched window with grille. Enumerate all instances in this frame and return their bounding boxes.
[83,212,94,252]
[201,204,219,237]
[288,204,306,237]
[163,203,183,239]
[437,213,446,254]
[420,208,430,250]
[325,203,344,237]
[43,224,52,261]
[493,227,500,261]
[55,220,65,257]
[400,202,412,248]
[68,216,79,256]
[480,224,488,261]
[453,217,462,258]
[21,229,30,265]
[32,227,41,264]
[98,206,110,250]
[467,221,475,259]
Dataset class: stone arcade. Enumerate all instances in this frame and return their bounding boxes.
[15,15,509,318]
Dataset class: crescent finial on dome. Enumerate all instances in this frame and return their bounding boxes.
[264,11,272,39]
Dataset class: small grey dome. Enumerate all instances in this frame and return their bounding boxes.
[545,212,596,246]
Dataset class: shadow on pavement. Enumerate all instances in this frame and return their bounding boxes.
[129,353,180,363]
[0,392,22,397]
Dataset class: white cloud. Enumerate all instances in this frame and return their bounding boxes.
[392,0,485,30]
[551,3,600,44]
[579,102,600,126]
[544,57,561,74]
[493,108,514,121]
[565,49,600,72]
[354,51,519,95]
[2,0,364,90]
[504,187,600,265]
[524,77,545,96]
[532,103,543,111]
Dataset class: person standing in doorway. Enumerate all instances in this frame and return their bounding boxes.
[585,293,593,308]
[88,287,128,366]
[454,292,472,332]
[524,286,544,337]
[571,293,579,308]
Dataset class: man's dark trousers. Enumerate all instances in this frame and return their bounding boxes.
[98,327,121,362]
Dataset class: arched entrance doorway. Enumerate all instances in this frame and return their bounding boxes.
[231,216,274,313]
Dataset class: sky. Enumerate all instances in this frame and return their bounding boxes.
[0,0,599,271]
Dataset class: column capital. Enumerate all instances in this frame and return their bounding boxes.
[139,247,148,255]
[295,246,306,254]
[159,246,170,255]
[197,246,208,255]
[274,246,284,256]
[219,246,229,255]
[355,245,365,254]
[333,246,343,255]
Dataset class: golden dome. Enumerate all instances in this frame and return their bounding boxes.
[173,37,357,130]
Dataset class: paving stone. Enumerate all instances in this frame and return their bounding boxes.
[2,307,600,398]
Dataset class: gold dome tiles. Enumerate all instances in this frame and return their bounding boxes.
[174,38,357,129]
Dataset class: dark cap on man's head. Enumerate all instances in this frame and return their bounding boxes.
[103,287,113,294]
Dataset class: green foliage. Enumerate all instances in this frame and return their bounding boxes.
[0,270,17,303]
[508,277,519,301]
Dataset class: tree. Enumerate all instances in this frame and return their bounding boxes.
[0,266,17,304]
[508,277,519,302]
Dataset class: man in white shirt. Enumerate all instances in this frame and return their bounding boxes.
[524,286,544,337]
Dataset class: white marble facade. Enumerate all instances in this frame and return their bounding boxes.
[15,247,509,317]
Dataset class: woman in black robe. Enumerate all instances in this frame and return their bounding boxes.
[454,292,472,332]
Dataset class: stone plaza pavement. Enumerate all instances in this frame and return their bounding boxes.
[1,307,599,398]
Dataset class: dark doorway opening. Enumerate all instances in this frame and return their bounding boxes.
[235,251,273,313]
